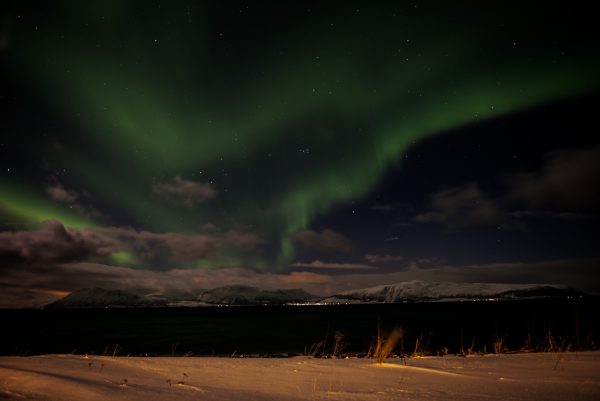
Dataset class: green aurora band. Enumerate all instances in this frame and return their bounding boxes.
[2,2,599,269]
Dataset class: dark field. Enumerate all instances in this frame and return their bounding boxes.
[2,299,598,357]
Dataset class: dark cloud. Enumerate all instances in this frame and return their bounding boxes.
[289,260,376,270]
[200,223,220,232]
[0,220,116,265]
[370,203,395,212]
[221,230,264,250]
[96,228,216,261]
[0,216,263,282]
[289,229,353,253]
[142,232,216,261]
[370,203,415,214]
[414,145,600,231]
[152,175,216,207]
[96,226,262,262]
[46,179,102,218]
[47,182,79,203]
[364,254,403,263]
[413,257,444,266]
[509,145,600,210]
[506,210,593,221]
[414,183,502,230]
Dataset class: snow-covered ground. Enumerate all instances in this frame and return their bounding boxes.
[1,352,599,400]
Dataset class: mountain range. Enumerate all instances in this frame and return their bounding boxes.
[44,280,585,308]
[319,281,584,304]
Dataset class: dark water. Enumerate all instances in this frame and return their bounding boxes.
[2,299,598,356]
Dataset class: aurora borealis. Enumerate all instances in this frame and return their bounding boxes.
[1,1,600,306]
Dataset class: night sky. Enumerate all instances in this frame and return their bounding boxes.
[1,1,599,307]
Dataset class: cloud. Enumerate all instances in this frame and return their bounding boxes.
[414,257,444,266]
[0,220,116,265]
[509,145,600,210]
[200,223,220,232]
[142,232,216,261]
[97,227,216,261]
[47,182,79,203]
[364,254,403,263]
[414,145,600,231]
[0,218,262,274]
[289,229,353,253]
[506,210,592,221]
[95,226,262,262]
[153,175,216,207]
[46,179,102,218]
[277,271,332,284]
[221,230,264,250]
[289,260,376,270]
[370,203,415,214]
[414,183,502,230]
[370,203,395,212]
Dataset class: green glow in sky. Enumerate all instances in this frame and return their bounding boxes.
[2,2,599,269]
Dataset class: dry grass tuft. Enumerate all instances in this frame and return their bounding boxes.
[332,331,345,357]
[373,325,404,364]
[493,335,507,354]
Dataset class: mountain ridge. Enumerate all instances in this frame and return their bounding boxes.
[319,280,583,304]
[44,280,585,308]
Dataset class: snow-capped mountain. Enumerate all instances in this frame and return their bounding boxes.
[45,285,318,308]
[44,281,582,308]
[45,287,168,308]
[319,280,581,304]
[197,285,317,305]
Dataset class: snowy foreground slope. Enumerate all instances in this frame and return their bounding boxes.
[1,353,599,401]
